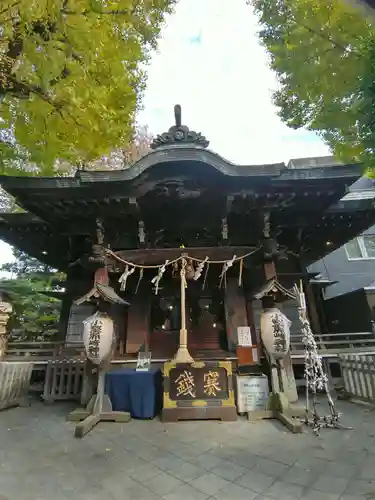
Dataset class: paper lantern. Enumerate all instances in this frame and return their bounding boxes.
[260,307,291,358]
[83,312,114,364]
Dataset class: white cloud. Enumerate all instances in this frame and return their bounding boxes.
[0,240,14,275]
[138,0,331,164]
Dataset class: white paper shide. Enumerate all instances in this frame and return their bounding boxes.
[260,307,291,358]
[83,312,114,364]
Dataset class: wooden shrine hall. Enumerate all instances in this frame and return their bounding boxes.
[0,104,374,366]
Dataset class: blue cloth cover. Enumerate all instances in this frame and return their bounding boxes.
[105,368,163,419]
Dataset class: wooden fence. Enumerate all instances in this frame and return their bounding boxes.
[290,332,375,386]
[0,362,33,410]
[5,341,84,368]
[290,331,375,358]
[339,354,375,403]
[43,360,85,404]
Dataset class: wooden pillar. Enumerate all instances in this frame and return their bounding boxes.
[245,295,261,360]
[109,303,126,357]
[314,287,329,334]
[126,290,150,354]
[264,261,277,281]
[224,278,249,352]
[58,293,73,342]
[300,260,325,346]
[303,281,322,335]
[279,354,298,403]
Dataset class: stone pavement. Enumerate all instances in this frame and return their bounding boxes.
[0,398,374,500]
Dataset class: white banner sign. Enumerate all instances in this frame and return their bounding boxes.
[237,326,253,347]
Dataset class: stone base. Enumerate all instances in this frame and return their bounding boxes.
[74,411,131,438]
[162,405,237,422]
[0,361,33,412]
[172,345,194,364]
[247,409,274,421]
[68,394,131,438]
[0,399,20,411]
[247,392,303,434]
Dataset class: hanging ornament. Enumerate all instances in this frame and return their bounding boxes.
[238,258,244,287]
[172,262,179,278]
[202,262,210,290]
[118,264,135,291]
[135,268,144,294]
[180,258,187,289]
[260,306,291,359]
[185,259,195,280]
[83,312,114,365]
[194,257,208,281]
[151,260,168,295]
[219,255,236,288]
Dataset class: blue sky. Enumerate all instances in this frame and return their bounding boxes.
[138,0,330,164]
[0,0,331,269]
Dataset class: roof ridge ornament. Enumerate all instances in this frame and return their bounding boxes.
[150,104,209,150]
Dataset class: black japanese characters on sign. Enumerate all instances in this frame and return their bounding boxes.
[88,319,102,359]
[169,366,229,401]
[271,313,286,353]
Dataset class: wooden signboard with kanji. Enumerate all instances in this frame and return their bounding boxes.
[162,361,237,422]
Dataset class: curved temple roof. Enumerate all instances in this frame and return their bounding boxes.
[0,105,373,270]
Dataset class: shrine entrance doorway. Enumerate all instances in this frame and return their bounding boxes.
[187,285,227,356]
[148,281,227,359]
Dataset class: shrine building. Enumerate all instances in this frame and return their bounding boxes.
[0,105,373,365]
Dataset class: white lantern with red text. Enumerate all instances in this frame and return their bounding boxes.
[260,307,291,358]
[83,312,114,365]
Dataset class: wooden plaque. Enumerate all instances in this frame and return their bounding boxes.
[162,361,237,422]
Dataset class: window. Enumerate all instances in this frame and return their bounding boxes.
[345,236,375,260]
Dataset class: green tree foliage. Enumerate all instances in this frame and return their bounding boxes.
[0,0,175,174]
[0,249,64,339]
[251,0,375,169]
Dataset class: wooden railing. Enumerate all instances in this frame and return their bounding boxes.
[290,331,375,388]
[5,341,84,365]
[290,332,375,360]
[5,332,375,366]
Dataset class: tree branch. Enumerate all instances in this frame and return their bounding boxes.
[5,74,65,109]
[61,6,138,17]
[0,1,19,17]
[299,21,358,56]
[61,8,131,15]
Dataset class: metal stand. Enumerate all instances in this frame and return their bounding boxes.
[68,363,130,438]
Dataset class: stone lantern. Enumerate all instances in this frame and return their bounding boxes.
[0,290,12,360]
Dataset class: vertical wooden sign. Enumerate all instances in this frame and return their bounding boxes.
[224,278,249,352]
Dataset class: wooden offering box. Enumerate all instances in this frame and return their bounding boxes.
[236,345,259,367]
[162,361,237,422]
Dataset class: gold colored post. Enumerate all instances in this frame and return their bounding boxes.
[173,257,194,364]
